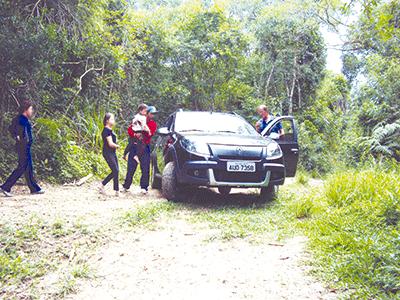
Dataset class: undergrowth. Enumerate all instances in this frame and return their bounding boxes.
[293,168,400,298]
[0,215,99,299]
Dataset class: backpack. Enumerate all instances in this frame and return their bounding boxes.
[8,116,19,139]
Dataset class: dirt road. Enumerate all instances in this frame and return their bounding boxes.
[0,182,337,300]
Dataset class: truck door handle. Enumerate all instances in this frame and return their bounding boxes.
[291,148,299,154]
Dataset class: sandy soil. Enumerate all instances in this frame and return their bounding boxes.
[0,182,337,300]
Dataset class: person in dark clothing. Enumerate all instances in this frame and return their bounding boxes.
[255,105,284,137]
[122,105,158,195]
[0,100,44,197]
[99,113,120,197]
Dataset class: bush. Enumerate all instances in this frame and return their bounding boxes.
[296,168,400,298]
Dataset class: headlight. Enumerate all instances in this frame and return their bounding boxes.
[180,138,210,157]
[266,142,282,159]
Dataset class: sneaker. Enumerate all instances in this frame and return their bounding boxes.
[0,188,13,198]
[121,187,130,193]
[98,184,106,195]
[115,191,120,197]
[140,189,148,195]
[31,190,45,195]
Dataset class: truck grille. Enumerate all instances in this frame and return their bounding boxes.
[218,155,261,161]
[214,170,266,183]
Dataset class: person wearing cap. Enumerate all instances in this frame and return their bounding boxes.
[140,106,158,194]
[122,105,158,195]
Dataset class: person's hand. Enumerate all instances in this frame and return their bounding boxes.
[255,121,261,130]
[123,154,128,161]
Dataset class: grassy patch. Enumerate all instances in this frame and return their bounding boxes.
[292,168,400,298]
[0,216,47,287]
[295,169,310,186]
[122,202,176,228]
[0,215,99,299]
[189,189,301,242]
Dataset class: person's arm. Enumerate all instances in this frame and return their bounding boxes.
[106,136,119,149]
[277,122,285,136]
[9,117,20,141]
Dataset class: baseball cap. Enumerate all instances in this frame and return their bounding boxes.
[147,106,158,114]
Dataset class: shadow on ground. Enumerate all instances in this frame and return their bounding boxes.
[175,187,270,209]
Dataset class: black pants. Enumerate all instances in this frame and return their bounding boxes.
[123,145,150,191]
[1,145,41,193]
[102,152,119,191]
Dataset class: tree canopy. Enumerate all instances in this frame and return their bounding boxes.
[0,0,399,181]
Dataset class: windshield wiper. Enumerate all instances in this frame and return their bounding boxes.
[216,130,237,134]
[179,129,205,132]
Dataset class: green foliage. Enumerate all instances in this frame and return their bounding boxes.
[294,168,400,298]
[360,122,400,161]
[295,169,310,186]
[342,1,400,163]
[297,72,349,173]
[0,0,331,179]
[252,4,326,115]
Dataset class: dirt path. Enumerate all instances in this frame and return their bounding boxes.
[0,182,336,300]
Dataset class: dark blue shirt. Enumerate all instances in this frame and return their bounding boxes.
[11,115,33,147]
[257,115,282,134]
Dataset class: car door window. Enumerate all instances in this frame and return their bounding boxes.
[263,116,299,177]
[165,116,174,130]
[276,119,296,143]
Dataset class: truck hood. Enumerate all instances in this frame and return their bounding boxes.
[179,132,272,147]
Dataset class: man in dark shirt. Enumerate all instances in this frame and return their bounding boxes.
[255,105,284,136]
[0,100,44,197]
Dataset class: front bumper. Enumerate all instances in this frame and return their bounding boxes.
[177,159,285,188]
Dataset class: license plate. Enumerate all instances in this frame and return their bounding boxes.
[227,161,256,172]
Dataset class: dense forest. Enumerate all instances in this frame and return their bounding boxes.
[0,0,398,182]
[0,1,399,298]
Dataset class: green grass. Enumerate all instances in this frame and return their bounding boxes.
[0,216,47,286]
[122,202,176,228]
[295,169,310,186]
[292,168,400,298]
[191,191,298,242]
[0,215,98,299]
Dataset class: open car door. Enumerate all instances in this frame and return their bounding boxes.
[261,116,299,177]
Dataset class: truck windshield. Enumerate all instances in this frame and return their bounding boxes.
[175,112,258,136]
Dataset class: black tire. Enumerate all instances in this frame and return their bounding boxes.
[259,185,278,203]
[162,162,179,201]
[218,186,231,195]
[151,161,161,190]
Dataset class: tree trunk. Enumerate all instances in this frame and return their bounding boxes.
[288,56,297,115]
[265,63,275,98]
[297,79,301,111]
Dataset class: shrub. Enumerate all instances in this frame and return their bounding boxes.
[298,168,400,298]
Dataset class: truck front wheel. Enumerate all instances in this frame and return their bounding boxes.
[162,162,179,201]
[259,185,278,203]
